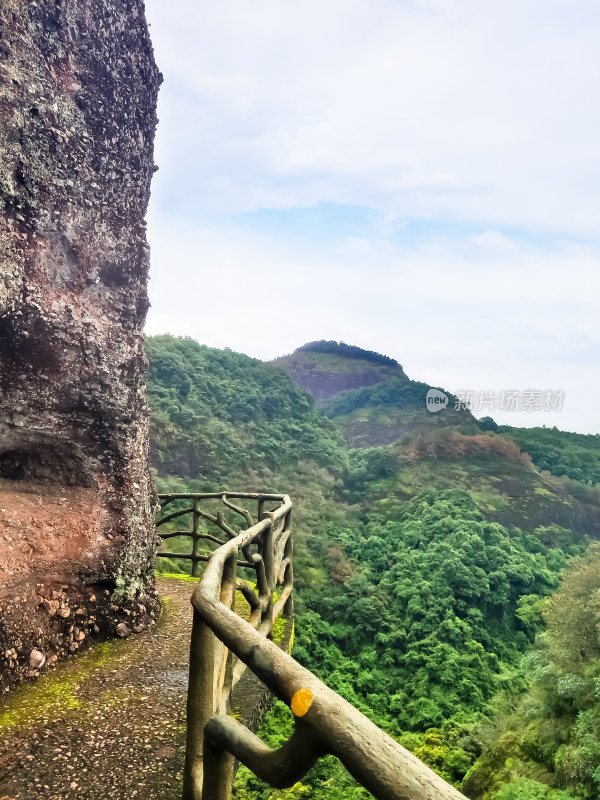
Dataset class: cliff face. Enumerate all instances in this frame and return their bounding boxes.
[0,0,161,691]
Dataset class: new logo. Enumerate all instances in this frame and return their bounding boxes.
[426,388,448,413]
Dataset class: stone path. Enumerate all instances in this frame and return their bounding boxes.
[0,578,194,800]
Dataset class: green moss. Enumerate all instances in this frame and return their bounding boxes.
[99,683,145,708]
[0,641,114,733]
[0,595,182,735]
[157,572,201,583]
[272,614,286,644]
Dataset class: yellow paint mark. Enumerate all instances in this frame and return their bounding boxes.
[291,687,313,717]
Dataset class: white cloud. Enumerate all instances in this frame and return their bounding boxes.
[468,231,516,251]
[146,0,600,233]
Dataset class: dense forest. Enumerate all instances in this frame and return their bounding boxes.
[498,426,600,486]
[296,340,400,367]
[147,335,600,800]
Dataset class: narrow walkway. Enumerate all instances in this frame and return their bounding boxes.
[0,578,195,800]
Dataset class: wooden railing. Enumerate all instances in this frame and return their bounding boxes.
[156,492,467,800]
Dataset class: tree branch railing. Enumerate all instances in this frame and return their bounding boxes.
[157,492,468,800]
[156,492,286,577]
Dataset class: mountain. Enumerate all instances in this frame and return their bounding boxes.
[146,334,346,487]
[271,340,407,401]
[147,334,600,800]
[499,425,600,485]
[273,340,478,447]
[344,432,600,540]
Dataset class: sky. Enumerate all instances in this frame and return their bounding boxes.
[143,0,600,434]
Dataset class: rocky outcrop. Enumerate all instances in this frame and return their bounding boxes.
[272,343,408,402]
[0,0,161,692]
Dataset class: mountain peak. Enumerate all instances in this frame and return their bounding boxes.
[271,341,406,402]
[296,340,400,368]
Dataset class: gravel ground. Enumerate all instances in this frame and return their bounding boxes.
[0,578,194,800]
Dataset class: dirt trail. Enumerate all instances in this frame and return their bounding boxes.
[0,578,194,800]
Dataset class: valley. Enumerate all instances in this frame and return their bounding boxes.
[149,336,600,800]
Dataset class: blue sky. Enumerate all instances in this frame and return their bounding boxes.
[144,0,600,433]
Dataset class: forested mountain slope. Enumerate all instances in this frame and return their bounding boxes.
[146,334,600,800]
[346,434,600,540]
[147,334,347,486]
[274,340,477,447]
[498,425,600,486]
[463,546,600,800]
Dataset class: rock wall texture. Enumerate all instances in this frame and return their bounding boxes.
[0,0,161,692]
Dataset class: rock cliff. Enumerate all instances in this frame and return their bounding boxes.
[272,341,407,402]
[0,0,161,692]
